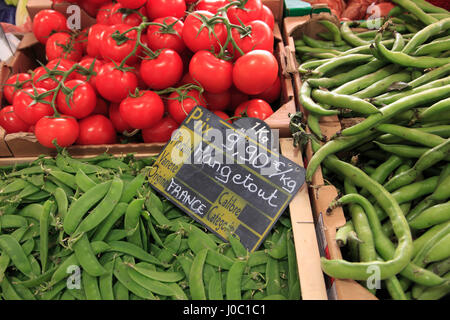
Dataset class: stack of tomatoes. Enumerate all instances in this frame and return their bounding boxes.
[0,0,281,149]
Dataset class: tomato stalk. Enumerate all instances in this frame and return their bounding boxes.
[2,77,32,97]
[217,0,248,14]
[157,83,205,117]
[146,19,183,38]
[115,22,162,69]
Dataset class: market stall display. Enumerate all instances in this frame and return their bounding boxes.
[290,0,450,300]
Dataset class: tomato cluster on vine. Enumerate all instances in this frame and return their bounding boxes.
[1,0,281,149]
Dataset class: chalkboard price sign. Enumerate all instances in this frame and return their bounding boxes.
[148,106,306,252]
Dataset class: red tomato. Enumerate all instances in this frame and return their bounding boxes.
[195,0,226,14]
[100,24,140,65]
[32,10,69,44]
[228,20,273,58]
[33,59,77,90]
[96,2,115,25]
[47,58,76,72]
[252,77,281,103]
[76,28,90,55]
[79,0,102,17]
[168,89,206,124]
[87,24,108,57]
[72,57,104,92]
[85,0,109,4]
[178,72,198,86]
[109,3,147,27]
[56,80,97,119]
[234,99,273,120]
[213,110,232,124]
[232,50,278,95]
[34,116,79,148]
[92,97,109,116]
[13,88,54,125]
[189,50,233,94]
[258,5,275,30]
[3,73,33,104]
[140,49,183,90]
[109,103,133,133]
[119,91,165,129]
[146,0,186,20]
[118,0,147,9]
[204,90,230,111]
[0,106,30,134]
[182,11,228,53]
[76,115,117,145]
[96,62,138,103]
[142,116,178,143]
[227,0,262,25]
[146,17,185,54]
[46,32,83,62]
[229,86,249,111]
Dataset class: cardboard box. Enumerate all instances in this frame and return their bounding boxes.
[283,13,379,300]
[26,0,96,29]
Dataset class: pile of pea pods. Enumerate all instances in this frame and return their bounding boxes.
[291,0,450,300]
[0,151,301,300]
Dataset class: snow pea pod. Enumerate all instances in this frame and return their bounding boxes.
[82,270,102,300]
[91,202,128,242]
[189,248,208,300]
[39,200,53,273]
[0,235,34,278]
[76,178,123,234]
[127,266,177,296]
[64,180,112,235]
[226,260,247,300]
[74,169,97,193]
[73,233,107,277]
[113,257,156,300]
[106,241,166,267]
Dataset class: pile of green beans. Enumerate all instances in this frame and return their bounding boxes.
[0,152,301,300]
[292,0,450,300]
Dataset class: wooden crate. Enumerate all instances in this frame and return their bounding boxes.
[280,137,328,300]
[0,0,295,159]
[282,13,378,300]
